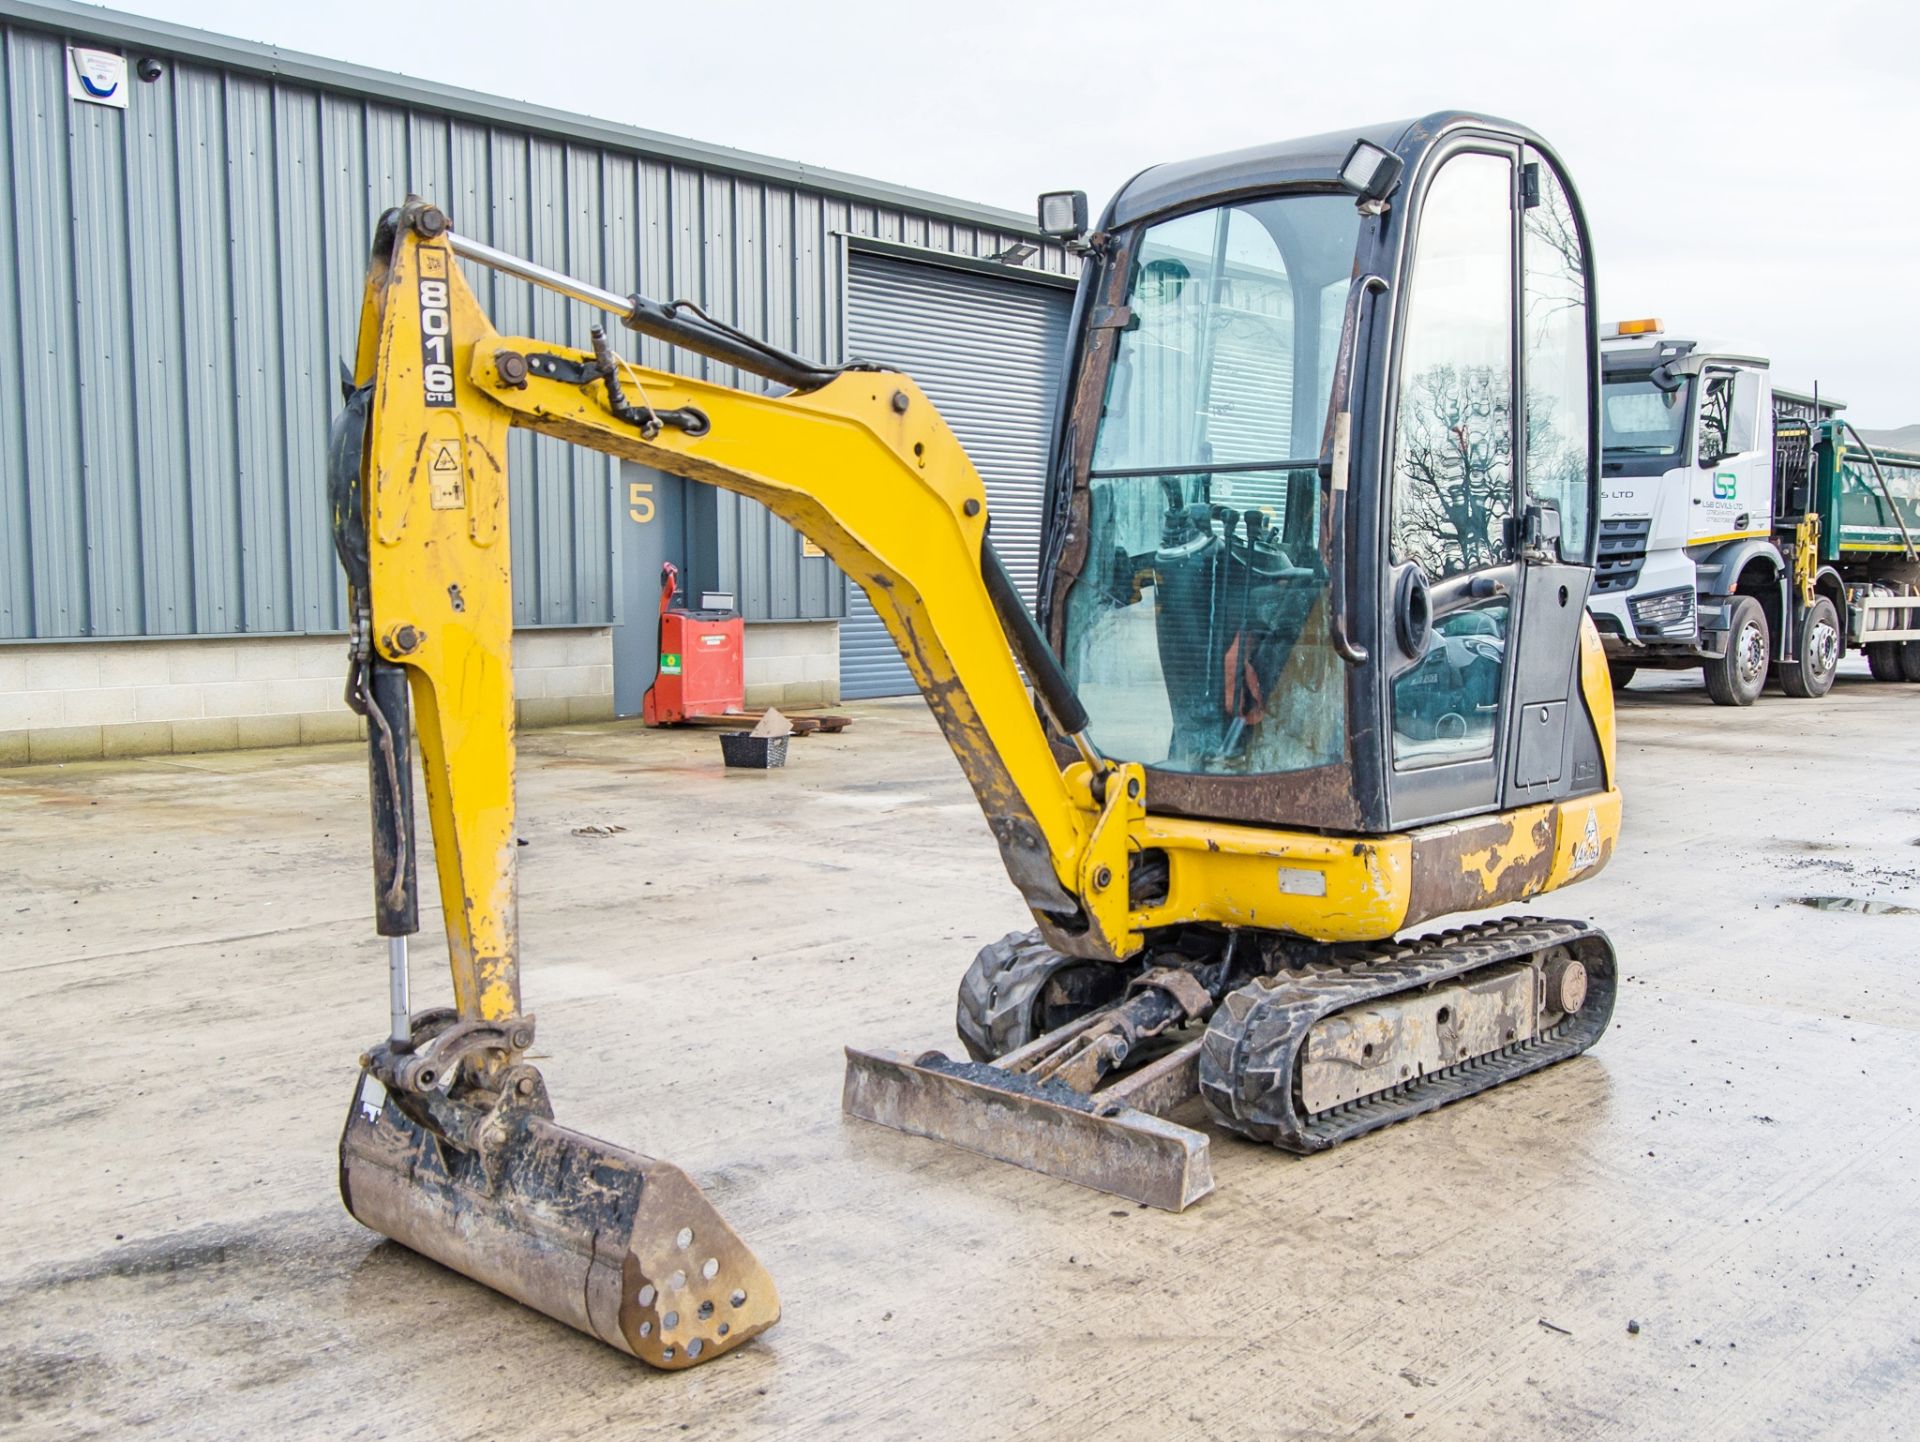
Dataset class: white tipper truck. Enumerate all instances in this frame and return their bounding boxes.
[1592,319,1920,704]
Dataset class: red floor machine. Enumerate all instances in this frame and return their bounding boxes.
[641,563,746,725]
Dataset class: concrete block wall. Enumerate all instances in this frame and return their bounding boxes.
[743,620,840,709]
[505,629,616,729]
[1,628,613,765]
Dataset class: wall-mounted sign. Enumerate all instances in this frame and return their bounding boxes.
[67,46,128,108]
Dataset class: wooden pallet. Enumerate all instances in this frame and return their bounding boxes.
[679,711,853,735]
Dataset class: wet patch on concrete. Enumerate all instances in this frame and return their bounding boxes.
[1,1340,102,1414]
[2,1215,359,1299]
[1794,895,1920,916]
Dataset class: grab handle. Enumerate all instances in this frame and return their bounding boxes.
[1320,274,1387,666]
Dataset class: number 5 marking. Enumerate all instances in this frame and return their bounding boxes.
[629,480,655,524]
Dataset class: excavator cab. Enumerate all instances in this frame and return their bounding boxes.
[1044,122,1605,832]
[329,111,1619,1370]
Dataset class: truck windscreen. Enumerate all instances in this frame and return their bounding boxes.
[1602,373,1688,458]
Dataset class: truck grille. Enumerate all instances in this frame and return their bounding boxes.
[1593,516,1650,593]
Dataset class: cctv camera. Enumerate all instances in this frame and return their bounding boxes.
[136,57,164,83]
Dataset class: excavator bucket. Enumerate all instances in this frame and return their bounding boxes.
[340,1069,778,1368]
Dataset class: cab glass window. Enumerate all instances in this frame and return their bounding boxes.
[1697,373,1733,463]
[1063,193,1361,775]
[1727,370,1760,454]
[1389,150,1515,769]
[1520,149,1592,562]
[1602,376,1687,458]
[1389,152,1515,580]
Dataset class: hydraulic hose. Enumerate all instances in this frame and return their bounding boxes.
[981,540,1104,772]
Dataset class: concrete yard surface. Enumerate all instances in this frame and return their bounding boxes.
[3,670,1918,1440]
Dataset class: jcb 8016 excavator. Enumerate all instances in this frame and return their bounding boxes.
[331,112,1620,1370]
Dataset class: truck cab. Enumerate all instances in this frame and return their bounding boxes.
[1591,320,1847,704]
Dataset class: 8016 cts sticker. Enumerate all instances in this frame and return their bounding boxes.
[419,249,454,407]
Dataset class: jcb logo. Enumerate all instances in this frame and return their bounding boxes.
[1712,472,1736,500]
[419,262,454,408]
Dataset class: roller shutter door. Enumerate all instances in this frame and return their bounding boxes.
[840,252,1073,698]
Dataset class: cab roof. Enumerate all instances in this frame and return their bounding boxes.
[1103,111,1541,228]
[1601,334,1769,373]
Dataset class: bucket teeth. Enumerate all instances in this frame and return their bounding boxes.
[339,1067,778,1367]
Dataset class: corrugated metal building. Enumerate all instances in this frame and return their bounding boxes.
[0,0,1078,762]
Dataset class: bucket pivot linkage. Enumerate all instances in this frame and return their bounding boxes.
[334,646,776,1368]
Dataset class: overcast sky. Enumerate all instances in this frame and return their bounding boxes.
[116,0,1918,424]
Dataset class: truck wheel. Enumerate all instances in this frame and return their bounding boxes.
[1704,596,1770,707]
[955,929,1130,1061]
[1608,663,1636,691]
[1779,597,1841,698]
[1902,642,1920,683]
[1867,642,1906,682]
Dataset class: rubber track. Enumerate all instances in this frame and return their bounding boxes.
[1197,916,1616,1153]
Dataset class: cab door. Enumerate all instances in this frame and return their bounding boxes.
[1499,146,1596,811]
[1382,144,1522,826]
[1688,366,1769,543]
[1382,142,1597,827]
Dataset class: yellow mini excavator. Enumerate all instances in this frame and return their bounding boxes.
[330,112,1621,1369]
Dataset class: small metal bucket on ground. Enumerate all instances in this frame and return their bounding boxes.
[720,732,788,768]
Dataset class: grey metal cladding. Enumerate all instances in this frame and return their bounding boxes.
[0,3,1073,641]
[840,250,1073,697]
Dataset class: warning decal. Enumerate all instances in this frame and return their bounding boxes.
[428,438,465,510]
[1569,809,1601,874]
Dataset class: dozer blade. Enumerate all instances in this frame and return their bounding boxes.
[842,1045,1213,1212]
[340,1072,778,1368]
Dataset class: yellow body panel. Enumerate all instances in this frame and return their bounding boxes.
[1576,615,1616,790]
[351,216,1622,1027]
[1139,814,1413,941]
[1545,787,1623,894]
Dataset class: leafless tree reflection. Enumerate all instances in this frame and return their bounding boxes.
[1392,362,1513,577]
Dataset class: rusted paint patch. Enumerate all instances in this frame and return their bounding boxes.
[1044,738,1363,832]
[1405,809,1556,926]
